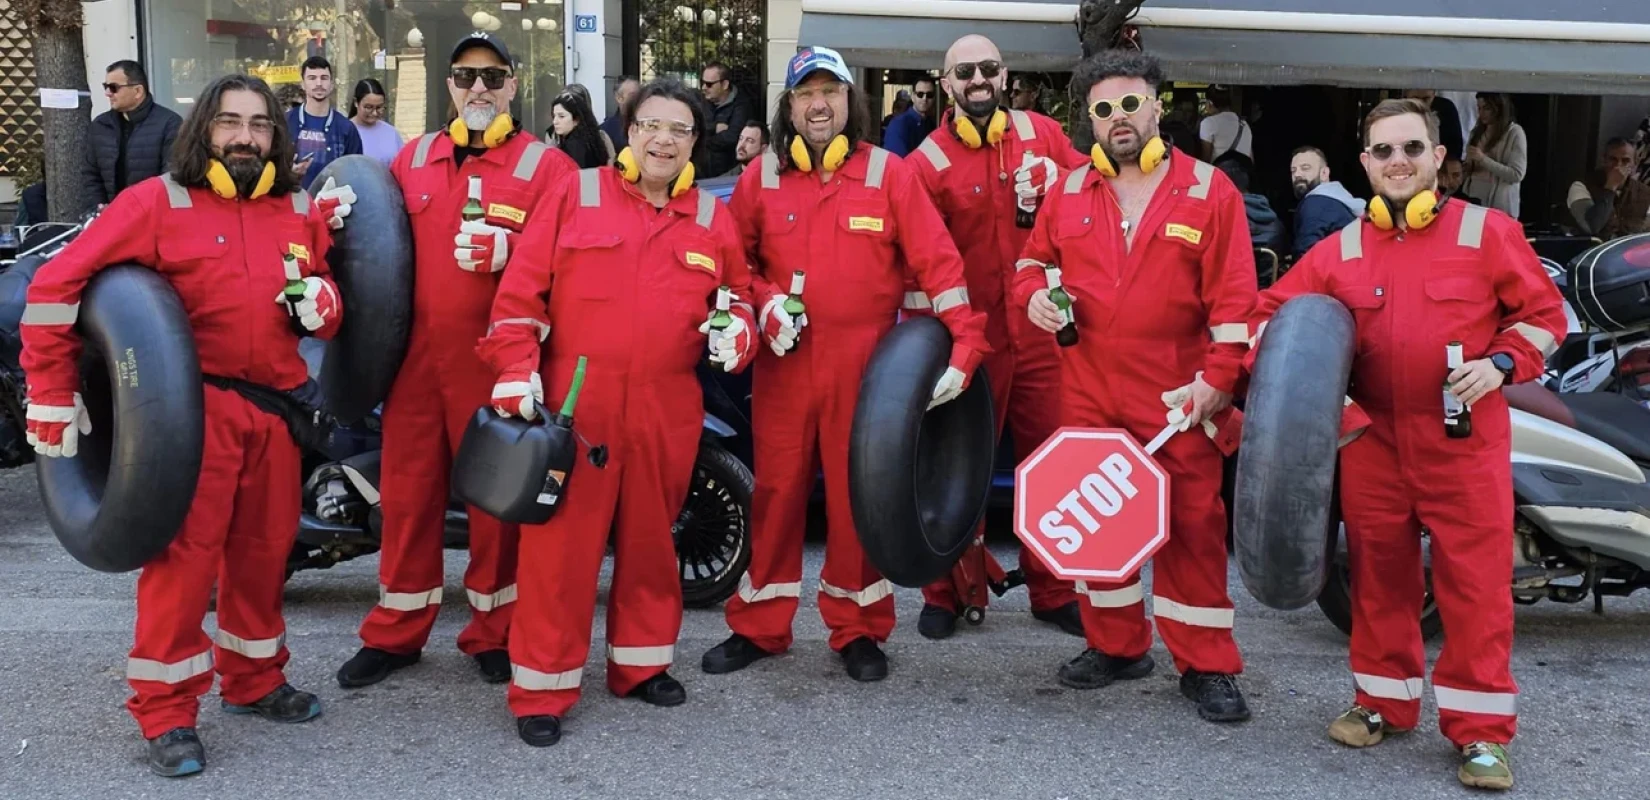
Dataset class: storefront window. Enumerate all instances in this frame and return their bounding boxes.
[144,0,568,142]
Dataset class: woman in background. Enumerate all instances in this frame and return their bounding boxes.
[1463,92,1528,219]
[546,90,612,169]
[349,78,403,168]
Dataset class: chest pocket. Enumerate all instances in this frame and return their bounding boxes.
[1156,206,1213,254]
[1331,283,1390,358]
[1055,202,1094,241]
[668,235,725,321]
[157,229,231,313]
[1423,267,1493,307]
[557,229,625,303]
[839,197,894,241]
[482,186,534,234]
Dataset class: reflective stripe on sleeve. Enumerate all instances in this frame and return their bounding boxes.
[1434,685,1517,716]
[578,168,602,208]
[917,138,951,172]
[20,303,80,325]
[1009,109,1036,141]
[931,287,970,313]
[160,174,193,209]
[1509,321,1557,358]
[1210,323,1248,344]
[737,573,803,603]
[467,584,518,612]
[819,579,893,607]
[1074,581,1144,608]
[1152,597,1235,628]
[1248,320,1268,347]
[1457,204,1487,249]
[378,585,443,612]
[127,650,213,684]
[1354,672,1425,702]
[865,147,890,190]
[411,132,438,168]
[607,644,675,667]
[696,188,716,229]
[512,663,582,691]
[902,291,932,311]
[514,141,548,181]
[1188,160,1215,200]
[215,629,286,660]
[487,317,551,342]
[1015,258,1048,272]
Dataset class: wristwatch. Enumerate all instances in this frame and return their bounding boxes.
[1490,352,1516,382]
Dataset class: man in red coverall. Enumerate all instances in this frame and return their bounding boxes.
[700,46,990,683]
[1012,50,1257,722]
[328,32,578,689]
[479,77,758,747]
[1250,98,1566,791]
[905,34,1085,640]
[21,74,342,777]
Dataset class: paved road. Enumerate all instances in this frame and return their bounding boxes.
[2,465,1646,799]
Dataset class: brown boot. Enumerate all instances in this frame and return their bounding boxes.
[1327,704,1410,748]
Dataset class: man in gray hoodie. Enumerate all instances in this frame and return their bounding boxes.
[1289,146,1366,260]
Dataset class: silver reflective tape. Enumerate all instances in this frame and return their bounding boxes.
[1015,258,1048,272]
[696,188,716,229]
[1188,160,1215,200]
[901,291,932,310]
[1009,109,1035,141]
[161,174,192,209]
[737,573,803,603]
[512,663,582,691]
[818,579,893,607]
[291,189,310,215]
[932,287,970,313]
[578,168,602,208]
[1074,581,1144,608]
[467,584,518,612]
[411,132,437,168]
[377,585,443,612]
[1210,323,1248,344]
[1457,204,1487,249]
[1510,322,1557,358]
[1354,672,1425,702]
[1249,320,1269,348]
[917,137,951,172]
[1340,220,1364,261]
[1434,685,1517,716]
[487,317,551,342]
[515,141,548,181]
[865,146,890,190]
[1152,596,1234,629]
[1064,164,1090,194]
[606,644,675,667]
[215,629,286,660]
[761,152,781,190]
[20,302,79,326]
[126,650,213,684]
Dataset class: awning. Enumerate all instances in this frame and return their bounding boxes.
[797,0,1650,96]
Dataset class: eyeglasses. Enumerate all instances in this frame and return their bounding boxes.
[103,82,138,93]
[1366,139,1430,161]
[450,67,511,91]
[949,60,1002,81]
[212,114,275,136]
[635,117,695,139]
[359,103,385,114]
[1088,94,1153,121]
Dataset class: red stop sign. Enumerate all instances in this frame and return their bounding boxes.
[1014,427,1172,582]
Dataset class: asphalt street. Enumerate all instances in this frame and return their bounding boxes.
[1,464,1647,800]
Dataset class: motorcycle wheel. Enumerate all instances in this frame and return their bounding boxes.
[676,440,754,608]
[1315,522,1443,642]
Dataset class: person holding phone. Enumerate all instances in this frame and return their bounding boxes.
[285,56,362,190]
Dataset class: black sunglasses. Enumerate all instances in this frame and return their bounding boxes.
[949,60,1002,81]
[1367,139,1430,161]
[912,91,933,99]
[451,67,511,91]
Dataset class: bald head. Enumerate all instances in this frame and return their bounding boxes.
[942,34,1008,123]
[944,35,1001,73]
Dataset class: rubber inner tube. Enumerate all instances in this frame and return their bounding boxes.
[311,155,414,424]
[36,264,205,572]
[849,316,996,587]
[1232,293,1354,610]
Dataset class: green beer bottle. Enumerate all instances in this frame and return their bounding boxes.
[462,175,485,223]
[1045,266,1079,347]
[783,271,807,319]
[708,286,734,346]
[282,252,308,336]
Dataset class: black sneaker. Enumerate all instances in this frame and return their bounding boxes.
[222,683,322,723]
[1056,648,1155,690]
[1179,670,1252,723]
[474,649,511,684]
[336,646,421,688]
[917,604,958,640]
[147,727,205,778]
[516,715,562,747]
[628,672,687,707]
[1030,601,1085,637]
[700,634,775,674]
[840,637,889,682]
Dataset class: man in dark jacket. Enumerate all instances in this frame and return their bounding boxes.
[286,56,363,191]
[80,60,182,214]
[1216,154,1288,283]
[698,62,754,178]
[1288,146,1365,260]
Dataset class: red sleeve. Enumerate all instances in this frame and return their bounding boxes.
[714,202,758,374]
[1010,174,1065,312]
[888,159,989,361]
[20,183,164,396]
[1198,176,1260,394]
[475,178,573,377]
[1244,238,1332,376]
[899,140,948,320]
[1483,221,1567,384]
[303,192,343,341]
[1039,116,1089,171]
[728,163,781,320]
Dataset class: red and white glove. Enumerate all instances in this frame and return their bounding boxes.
[1340,397,1372,448]
[25,390,91,458]
[491,365,544,420]
[1014,152,1058,212]
[314,177,356,231]
[455,219,511,273]
[929,347,983,409]
[275,276,341,332]
[758,295,803,356]
[700,312,754,372]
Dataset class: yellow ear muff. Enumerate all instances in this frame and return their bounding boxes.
[1090,143,1118,178]
[615,147,697,198]
[1367,190,1441,231]
[1367,196,1395,230]
[790,135,848,173]
[1089,136,1166,178]
[205,159,274,200]
[448,112,515,148]
[954,109,1009,150]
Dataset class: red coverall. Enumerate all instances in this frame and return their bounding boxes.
[358,131,576,658]
[1010,149,1256,676]
[476,167,755,718]
[723,143,990,653]
[1250,200,1566,745]
[906,107,1087,615]
[20,175,341,738]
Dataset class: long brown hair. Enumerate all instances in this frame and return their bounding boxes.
[170,74,300,197]
[1469,92,1516,154]
[769,81,873,171]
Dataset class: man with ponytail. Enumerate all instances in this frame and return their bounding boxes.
[20,73,342,777]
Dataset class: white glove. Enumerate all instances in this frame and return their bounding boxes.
[698,315,751,372]
[929,366,967,410]
[25,392,92,458]
[758,295,803,357]
[1161,373,1218,438]
[315,177,357,230]
[1014,153,1059,206]
[491,370,544,421]
[274,276,341,332]
[455,219,511,273]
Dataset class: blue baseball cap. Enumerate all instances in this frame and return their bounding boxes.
[785,47,853,90]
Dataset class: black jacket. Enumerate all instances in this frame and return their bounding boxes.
[80,96,182,214]
[700,88,753,179]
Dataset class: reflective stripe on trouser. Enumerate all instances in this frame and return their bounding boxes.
[359,341,521,656]
[1341,421,1518,744]
[1068,407,1242,675]
[507,390,695,718]
[725,330,896,653]
[127,387,301,738]
[921,339,1073,612]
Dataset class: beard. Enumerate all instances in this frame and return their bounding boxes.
[1373,164,1440,206]
[461,105,499,132]
[951,84,1002,122]
[218,145,268,195]
[1292,178,1320,199]
[1098,120,1153,163]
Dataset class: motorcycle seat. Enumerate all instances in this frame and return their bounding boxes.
[1557,392,1650,465]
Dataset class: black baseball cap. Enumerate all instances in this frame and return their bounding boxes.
[451,31,514,68]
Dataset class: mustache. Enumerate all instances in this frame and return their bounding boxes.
[222,144,262,158]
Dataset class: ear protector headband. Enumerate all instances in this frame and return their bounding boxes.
[953,109,1008,149]
[615,147,696,198]
[1089,137,1167,178]
[790,134,849,174]
[205,159,275,200]
[448,111,516,148]
[1367,190,1442,231]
